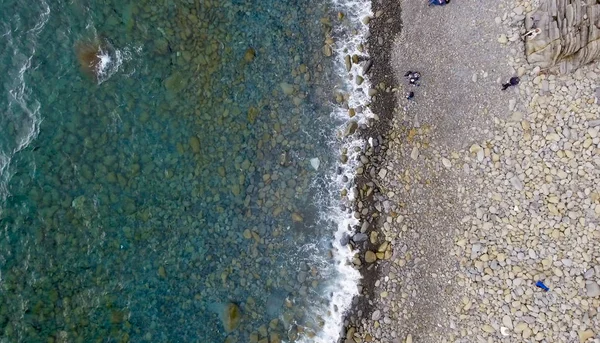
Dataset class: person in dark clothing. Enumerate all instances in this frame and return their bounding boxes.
[405,71,421,86]
[429,0,450,6]
[502,76,520,90]
[407,91,415,100]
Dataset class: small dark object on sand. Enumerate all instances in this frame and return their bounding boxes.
[429,0,450,6]
[405,71,421,85]
[407,91,415,100]
[502,76,520,90]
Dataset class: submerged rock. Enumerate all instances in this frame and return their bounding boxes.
[164,72,187,94]
[222,303,241,332]
[210,302,242,333]
[279,82,294,95]
[244,47,256,63]
[310,157,320,170]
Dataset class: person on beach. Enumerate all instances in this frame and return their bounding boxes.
[522,28,541,40]
[429,0,450,6]
[405,71,420,86]
[502,76,520,90]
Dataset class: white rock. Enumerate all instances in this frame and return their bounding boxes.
[584,268,595,279]
[514,6,524,15]
[498,34,508,44]
[586,281,600,297]
[371,309,382,321]
[410,147,419,160]
[502,315,514,329]
[510,176,524,190]
[477,149,484,162]
[442,158,452,168]
[379,168,388,179]
[310,158,320,170]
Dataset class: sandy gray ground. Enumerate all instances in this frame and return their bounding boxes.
[384,0,513,340]
[392,0,513,149]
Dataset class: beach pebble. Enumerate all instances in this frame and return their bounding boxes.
[353,233,368,242]
[365,251,377,263]
[410,147,419,160]
[586,282,600,297]
[579,330,595,342]
[379,168,388,179]
[310,158,320,170]
[371,309,381,321]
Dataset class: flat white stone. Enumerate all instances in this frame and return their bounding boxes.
[310,157,320,170]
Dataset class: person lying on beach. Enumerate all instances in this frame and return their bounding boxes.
[522,28,541,40]
[502,76,520,90]
[429,0,450,6]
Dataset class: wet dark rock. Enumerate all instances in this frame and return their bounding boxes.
[352,233,368,242]
[340,233,350,246]
[362,59,373,74]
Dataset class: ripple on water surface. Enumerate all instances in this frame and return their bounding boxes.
[0,0,370,341]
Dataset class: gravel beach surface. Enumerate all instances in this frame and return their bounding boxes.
[345,0,600,342]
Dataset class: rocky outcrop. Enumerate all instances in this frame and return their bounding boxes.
[526,0,600,73]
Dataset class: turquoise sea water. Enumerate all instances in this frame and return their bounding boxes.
[0,0,369,342]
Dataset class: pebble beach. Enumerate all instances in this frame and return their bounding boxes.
[345,0,600,342]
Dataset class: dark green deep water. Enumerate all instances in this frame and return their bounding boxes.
[0,0,368,342]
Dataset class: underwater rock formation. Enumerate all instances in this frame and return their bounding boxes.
[209,302,242,333]
[74,36,114,82]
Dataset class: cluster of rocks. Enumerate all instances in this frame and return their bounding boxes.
[452,0,600,341]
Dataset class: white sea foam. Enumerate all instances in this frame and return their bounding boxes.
[82,19,139,85]
[297,0,373,342]
[95,46,129,85]
[0,0,50,205]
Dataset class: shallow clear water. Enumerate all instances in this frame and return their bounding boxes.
[0,0,368,342]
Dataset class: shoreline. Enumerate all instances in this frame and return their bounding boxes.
[341,0,402,339]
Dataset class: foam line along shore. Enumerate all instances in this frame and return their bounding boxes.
[337,0,404,341]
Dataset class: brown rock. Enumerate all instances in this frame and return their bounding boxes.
[244,47,256,63]
[189,136,201,153]
[222,303,242,332]
[365,251,377,263]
